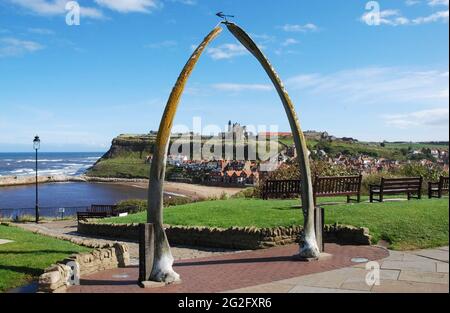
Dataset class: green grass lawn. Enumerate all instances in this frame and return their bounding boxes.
[0,225,90,292]
[103,198,449,251]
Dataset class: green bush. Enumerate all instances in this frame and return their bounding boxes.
[116,196,194,214]
[116,199,147,214]
[361,172,395,195]
[394,163,448,182]
[232,187,258,199]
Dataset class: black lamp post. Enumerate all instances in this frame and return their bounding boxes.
[33,135,40,223]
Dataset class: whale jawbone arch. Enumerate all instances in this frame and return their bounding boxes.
[147,22,320,283]
[225,22,320,259]
[147,26,222,283]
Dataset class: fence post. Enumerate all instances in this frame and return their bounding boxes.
[314,206,325,253]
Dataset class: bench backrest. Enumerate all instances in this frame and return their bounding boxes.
[440,176,449,190]
[381,177,422,191]
[89,204,118,214]
[314,175,362,196]
[264,180,301,194]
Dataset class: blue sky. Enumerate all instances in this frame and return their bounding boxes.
[0,0,448,152]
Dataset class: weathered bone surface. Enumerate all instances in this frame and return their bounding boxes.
[147,26,222,283]
[225,22,319,258]
[147,22,320,283]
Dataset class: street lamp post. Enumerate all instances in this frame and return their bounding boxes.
[33,135,40,223]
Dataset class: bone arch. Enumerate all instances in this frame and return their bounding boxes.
[147,22,319,283]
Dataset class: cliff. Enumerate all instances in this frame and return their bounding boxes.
[86,134,158,179]
[101,134,158,159]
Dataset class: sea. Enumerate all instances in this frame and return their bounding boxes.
[0,152,103,177]
[0,152,149,218]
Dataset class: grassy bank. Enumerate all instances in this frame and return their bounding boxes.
[87,156,150,178]
[103,198,449,251]
[0,225,90,292]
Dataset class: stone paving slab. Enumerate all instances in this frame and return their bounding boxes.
[398,271,449,284]
[411,249,449,263]
[437,262,449,273]
[0,239,13,245]
[224,247,449,293]
[289,285,369,293]
[371,280,448,293]
[381,260,437,272]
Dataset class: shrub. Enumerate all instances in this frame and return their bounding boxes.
[116,199,147,214]
[361,172,395,195]
[232,187,257,199]
[394,163,448,183]
[116,196,194,213]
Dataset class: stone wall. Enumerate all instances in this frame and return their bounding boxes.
[38,242,130,293]
[78,221,371,250]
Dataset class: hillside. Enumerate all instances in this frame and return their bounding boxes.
[86,133,449,179]
[86,133,283,178]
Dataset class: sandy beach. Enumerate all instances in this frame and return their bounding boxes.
[115,180,244,200]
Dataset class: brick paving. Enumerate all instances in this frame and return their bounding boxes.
[67,243,388,293]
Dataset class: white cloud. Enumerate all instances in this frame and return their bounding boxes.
[428,0,449,6]
[286,67,449,105]
[169,0,196,5]
[281,38,299,47]
[94,0,160,13]
[280,23,318,32]
[9,0,104,19]
[361,9,411,26]
[206,43,248,60]
[361,3,449,26]
[413,10,449,24]
[383,107,449,128]
[211,83,273,92]
[0,37,44,57]
[405,0,421,6]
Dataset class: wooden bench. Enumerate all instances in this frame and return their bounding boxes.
[262,175,362,204]
[76,205,119,222]
[89,204,118,215]
[369,177,423,203]
[77,211,108,222]
[428,176,449,199]
[262,180,301,200]
[313,175,362,205]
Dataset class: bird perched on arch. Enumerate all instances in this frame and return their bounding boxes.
[216,12,235,22]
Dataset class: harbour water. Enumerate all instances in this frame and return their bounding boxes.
[0,152,151,219]
[0,182,148,219]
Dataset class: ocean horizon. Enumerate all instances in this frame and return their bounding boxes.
[0,152,104,177]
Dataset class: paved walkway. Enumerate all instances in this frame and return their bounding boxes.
[67,244,389,293]
[13,221,449,293]
[227,246,449,293]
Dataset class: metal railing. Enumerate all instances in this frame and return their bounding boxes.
[0,206,89,220]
